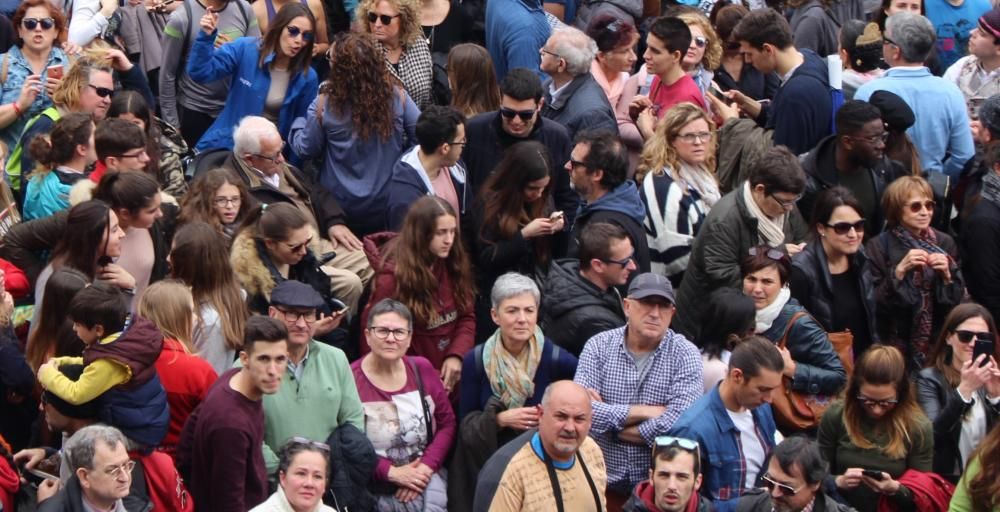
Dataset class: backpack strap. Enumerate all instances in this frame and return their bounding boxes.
[474,343,484,382]
[548,342,561,380]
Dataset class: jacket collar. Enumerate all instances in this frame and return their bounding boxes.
[492,109,547,148]
[544,74,595,111]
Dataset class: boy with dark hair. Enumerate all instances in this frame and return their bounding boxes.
[94,118,151,175]
[37,283,169,447]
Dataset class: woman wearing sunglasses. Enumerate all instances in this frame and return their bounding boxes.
[741,245,847,410]
[790,187,878,359]
[866,176,965,370]
[251,437,338,512]
[352,299,455,510]
[676,11,722,111]
[915,303,1000,483]
[356,0,433,109]
[187,3,318,154]
[818,345,933,512]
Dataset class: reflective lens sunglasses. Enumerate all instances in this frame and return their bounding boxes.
[87,84,114,98]
[600,251,636,267]
[286,25,314,42]
[762,473,805,496]
[22,17,55,30]
[907,200,935,213]
[955,330,994,344]
[289,436,330,452]
[748,246,787,261]
[652,436,701,463]
[500,107,535,122]
[693,35,707,48]
[367,12,400,25]
[825,220,866,235]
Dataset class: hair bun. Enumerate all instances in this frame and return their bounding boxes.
[856,22,883,46]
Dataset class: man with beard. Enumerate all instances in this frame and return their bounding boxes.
[473,380,607,512]
[623,436,713,511]
[797,100,905,236]
[736,437,855,512]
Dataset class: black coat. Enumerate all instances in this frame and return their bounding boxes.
[540,259,625,357]
[915,367,1000,483]
[325,423,377,512]
[960,196,1000,323]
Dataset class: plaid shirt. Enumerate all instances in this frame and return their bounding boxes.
[574,325,703,491]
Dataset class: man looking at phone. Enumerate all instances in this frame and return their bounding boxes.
[737,437,854,512]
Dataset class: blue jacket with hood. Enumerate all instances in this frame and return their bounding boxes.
[759,48,835,155]
[386,146,468,230]
[569,181,651,275]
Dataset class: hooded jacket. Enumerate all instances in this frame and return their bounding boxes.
[23,169,89,221]
[790,0,841,58]
[760,49,834,155]
[624,481,715,512]
[540,259,625,357]
[569,181,652,274]
[386,145,468,230]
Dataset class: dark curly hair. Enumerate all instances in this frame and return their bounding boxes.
[321,32,398,142]
[841,20,883,73]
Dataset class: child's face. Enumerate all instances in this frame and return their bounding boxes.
[73,322,102,345]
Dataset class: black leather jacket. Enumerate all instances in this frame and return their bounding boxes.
[915,367,1000,482]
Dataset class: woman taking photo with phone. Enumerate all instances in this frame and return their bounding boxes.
[915,303,1000,483]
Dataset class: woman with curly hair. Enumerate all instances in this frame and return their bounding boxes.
[361,196,475,393]
[357,0,433,109]
[447,43,500,117]
[178,168,255,246]
[676,10,722,108]
[637,103,719,286]
[840,20,884,100]
[291,32,419,237]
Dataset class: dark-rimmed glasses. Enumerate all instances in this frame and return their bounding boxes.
[88,84,114,98]
[500,107,535,122]
[600,251,635,267]
[22,17,55,30]
[368,326,411,341]
[367,12,399,25]
[276,308,316,324]
[955,330,993,344]
[856,394,898,409]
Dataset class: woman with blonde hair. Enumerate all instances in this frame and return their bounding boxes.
[447,43,500,117]
[637,102,719,286]
[818,345,933,512]
[137,279,217,459]
[357,0,433,108]
[676,10,722,108]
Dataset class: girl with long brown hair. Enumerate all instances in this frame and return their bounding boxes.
[361,196,475,393]
[818,345,933,512]
[291,32,419,237]
[447,43,500,117]
[178,168,255,245]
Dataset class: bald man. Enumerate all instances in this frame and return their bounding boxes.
[473,381,608,512]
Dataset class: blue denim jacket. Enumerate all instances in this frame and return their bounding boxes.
[666,384,778,512]
[0,46,69,150]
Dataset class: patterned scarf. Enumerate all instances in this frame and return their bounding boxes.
[483,325,545,409]
[742,181,786,247]
[890,225,948,361]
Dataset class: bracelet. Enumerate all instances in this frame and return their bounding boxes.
[11,102,21,117]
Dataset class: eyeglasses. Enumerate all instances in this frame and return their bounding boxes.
[283,236,313,253]
[367,12,400,25]
[676,131,712,143]
[88,84,114,98]
[448,139,467,147]
[849,132,889,145]
[600,251,635,267]
[856,394,899,409]
[213,196,241,207]
[500,107,535,122]
[114,149,147,159]
[883,35,899,47]
[277,308,316,324]
[251,142,285,164]
[954,330,994,344]
[289,436,330,452]
[368,326,411,341]
[748,246,787,261]
[906,200,935,213]
[825,220,866,235]
[769,192,802,210]
[762,473,806,496]
[540,48,563,60]
[99,460,136,479]
[286,25,314,42]
[568,158,588,170]
[693,35,707,48]
[22,17,55,30]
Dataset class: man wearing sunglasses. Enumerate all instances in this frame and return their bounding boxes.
[799,100,905,236]
[622,436,712,512]
[538,27,617,141]
[737,437,854,512]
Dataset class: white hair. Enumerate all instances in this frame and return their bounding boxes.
[550,27,598,76]
[232,116,281,156]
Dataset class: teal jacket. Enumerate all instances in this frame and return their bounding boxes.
[23,169,87,221]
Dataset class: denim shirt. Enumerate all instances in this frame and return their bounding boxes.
[666,384,778,512]
[0,46,69,149]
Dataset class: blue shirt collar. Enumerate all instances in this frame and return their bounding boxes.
[530,431,575,469]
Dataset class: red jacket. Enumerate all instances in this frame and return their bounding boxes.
[0,258,29,299]
[876,469,954,512]
[360,232,475,370]
[0,445,17,512]
[155,338,218,458]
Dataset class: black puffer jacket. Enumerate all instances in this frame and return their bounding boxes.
[540,259,625,357]
[325,423,377,512]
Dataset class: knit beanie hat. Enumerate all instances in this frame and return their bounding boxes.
[43,364,100,420]
[980,7,1000,40]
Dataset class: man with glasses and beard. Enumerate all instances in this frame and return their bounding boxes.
[623,436,713,512]
[736,437,855,512]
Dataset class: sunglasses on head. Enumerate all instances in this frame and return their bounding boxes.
[289,436,330,452]
[500,107,535,122]
[22,17,55,30]
[693,35,707,48]
[954,330,994,344]
[748,246,786,261]
[825,219,865,235]
[87,84,114,98]
[286,25,314,42]
[367,12,400,25]
[907,200,935,213]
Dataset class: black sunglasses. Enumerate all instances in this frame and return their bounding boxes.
[87,84,114,98]
[367,12,400,25]
[286,25,314,42]
[22,17,55,30]
[825,220,865,235]
[500,107,535,122]
[955,330,994,344]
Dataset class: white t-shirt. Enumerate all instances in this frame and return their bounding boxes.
[727,408,767,488]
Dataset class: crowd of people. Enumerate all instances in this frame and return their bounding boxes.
[0,0,999,509]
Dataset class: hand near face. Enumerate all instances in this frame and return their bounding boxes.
[894,249,928,280]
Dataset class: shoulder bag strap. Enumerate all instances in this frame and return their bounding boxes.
[778,311,808,349]
[406,357,434,440]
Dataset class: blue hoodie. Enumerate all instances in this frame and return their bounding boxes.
[761,49,835,155]
[570,181,651,273]
[386,146,468,230]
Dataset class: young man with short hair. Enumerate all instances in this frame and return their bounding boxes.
[623,436,712,512]
[90,118,151,183]
[943,6,1000,120]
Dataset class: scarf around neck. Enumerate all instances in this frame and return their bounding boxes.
[742,181,787,247]
[483,325,546,408]
[755,286,791,333]
[675,161,721,207]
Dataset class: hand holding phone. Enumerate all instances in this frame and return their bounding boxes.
[861,469,885,481]
[974,336,995,368]
[46,65,63,81]
[549,211,564,221]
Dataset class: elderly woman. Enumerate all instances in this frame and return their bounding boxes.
[450,272,578,510]
[357,0,433,109]
[742,245,847,405]
[866,176,964,370]
[351,298,455,511]
[676,10,721,108]
[586,15,639,108]
[251,438,337,512]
